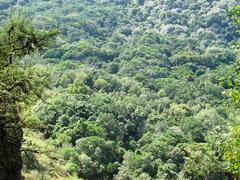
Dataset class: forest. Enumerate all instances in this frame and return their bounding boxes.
[0,0,240,179]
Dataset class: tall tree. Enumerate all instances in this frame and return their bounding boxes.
[0,16,57,180]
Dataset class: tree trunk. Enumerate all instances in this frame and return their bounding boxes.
[0,114,23,180]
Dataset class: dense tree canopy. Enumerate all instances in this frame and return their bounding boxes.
[0,0,240,179]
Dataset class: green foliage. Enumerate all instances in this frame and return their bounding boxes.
[181,143,221,179]
[2,0,238,179]
[223,126,240,178]
[0,14,57,179]
[0,16,58,105]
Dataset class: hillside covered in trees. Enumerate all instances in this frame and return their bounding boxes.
[0,0,240,179]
